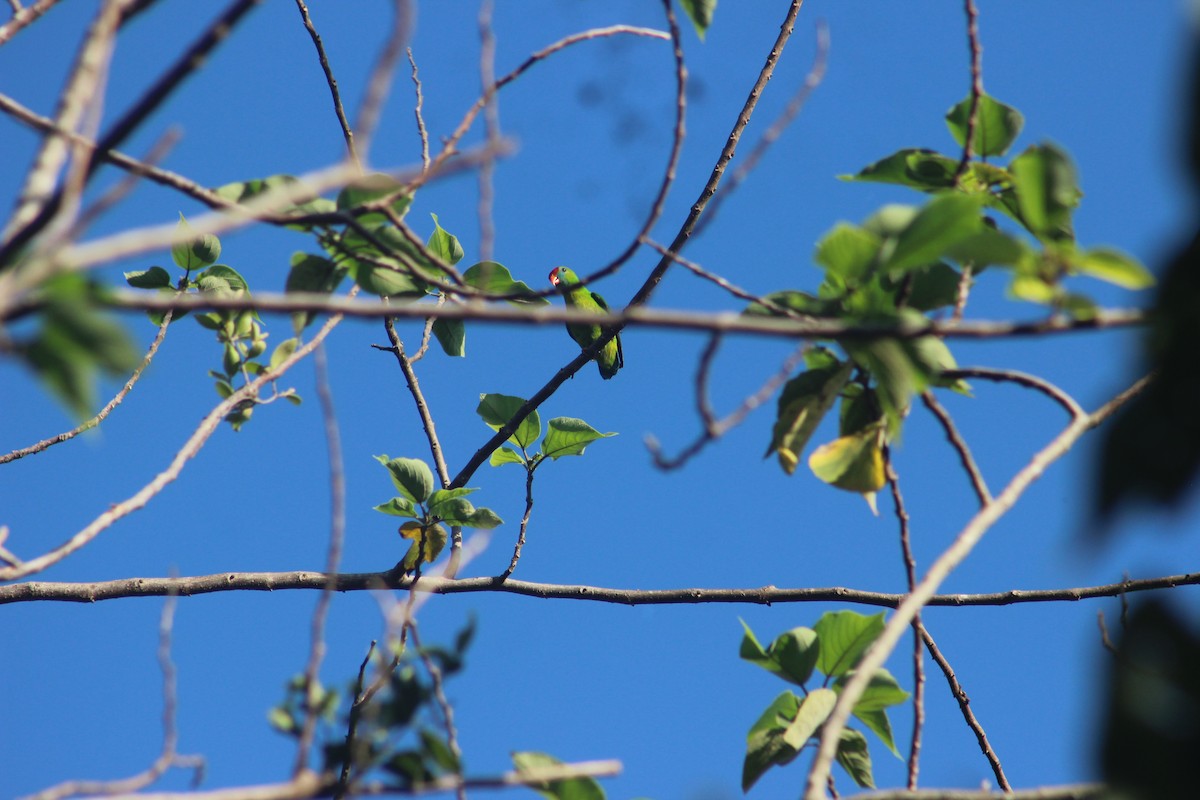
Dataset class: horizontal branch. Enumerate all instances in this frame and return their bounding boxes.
[11,288,1146,341]
[841,784,1103,800]
[3,568,1196,607]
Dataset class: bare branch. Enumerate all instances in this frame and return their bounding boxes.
[407,48,430,171]
[293,0,360,167]
[0,0,63,45]
[945,367,1085,419]
[952,0,983,185]
[693,19,830,239]
[921,390,992,506]
[6,562,1195,609]
[840,784,1103,800]
[921,625,1010,791]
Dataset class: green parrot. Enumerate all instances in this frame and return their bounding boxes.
[548,266,624,379]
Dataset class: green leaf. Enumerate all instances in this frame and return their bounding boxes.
[766,359,854,475]
[679,0,716,40]
[813,611,886,678]
[945,93,1024,157]
[124,266,172,289]
[476,393,540,448]
[945,227,1028,268]
[463,261,549,305]
[286,252,345,332]
[375,456,435,504]
[463,506,503,529]
[1009,143,1080,242]
[489,447,525,467]
[1074,248,1155,290]
[542,417,617,459]
[883,193,983,274]
[171,213,221,271]
[269,338,299,371]
[851,707,897,756]
[769,626,821,687]
[426,213,464,266]
[197,265,249,296]
[841,148,959,192]
[815,223,882,282]
[744,290,839,318]
[336,173,412,225]
[419,728,461,774]
[1010,273,1058,304]
[432,318,466,357]
[836,728,875,788]
[373,498,418,518]
[512,751,606,800]
[781,687,837,750]
[742,691,802,792]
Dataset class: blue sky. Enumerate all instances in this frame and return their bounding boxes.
[3,2,1199,798]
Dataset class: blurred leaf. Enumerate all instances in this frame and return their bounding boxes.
[512,751,606,800]
[836,728,875,788]
[419,728,460,774]
[945,93,1024,157]
[883,193,983,274]
[1100,599,1200,800]
[780,687,837,751]
[744,289,839,318]
[1009,143,1080,242]
[905,262,963,311]
[815,223,881,282]
[542,417,617,459]
[1074,248,1155,289]
[171,213,221,271]
[841,148,959,192]
[269,337,299,371]
[765,359,854,475]
[336,173,412,225]
[813,610,886,678]
[679,0,716,40]
[432,318,466,357]
[124,266,172,289]
[742,691,802,792]
[476,393,541,448]
[808,424,886,507]
[286,252,345,332]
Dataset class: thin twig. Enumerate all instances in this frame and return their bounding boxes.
[379,320,451,487]
[2,309,172,464]
[693,19,829,238]
[407,48,430,171]
[292,344,347,777]
[335,640,377,798]
[803,375,1151,799]
[885,449,925,790]
[500,464,536,580]
[293,0,360,167]
[952,0,983,185]
[647,340,808,470]
[945,366,1085,418]
[921,626,1011,790]
[921,390,992,506]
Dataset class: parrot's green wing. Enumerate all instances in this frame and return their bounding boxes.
[589,290,624,375]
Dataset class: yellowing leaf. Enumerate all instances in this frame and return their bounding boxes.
[809,425,886,508]
[398,521,447,571]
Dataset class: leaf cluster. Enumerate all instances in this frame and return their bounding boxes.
[477,392,616,471]
[739,611,909,792]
